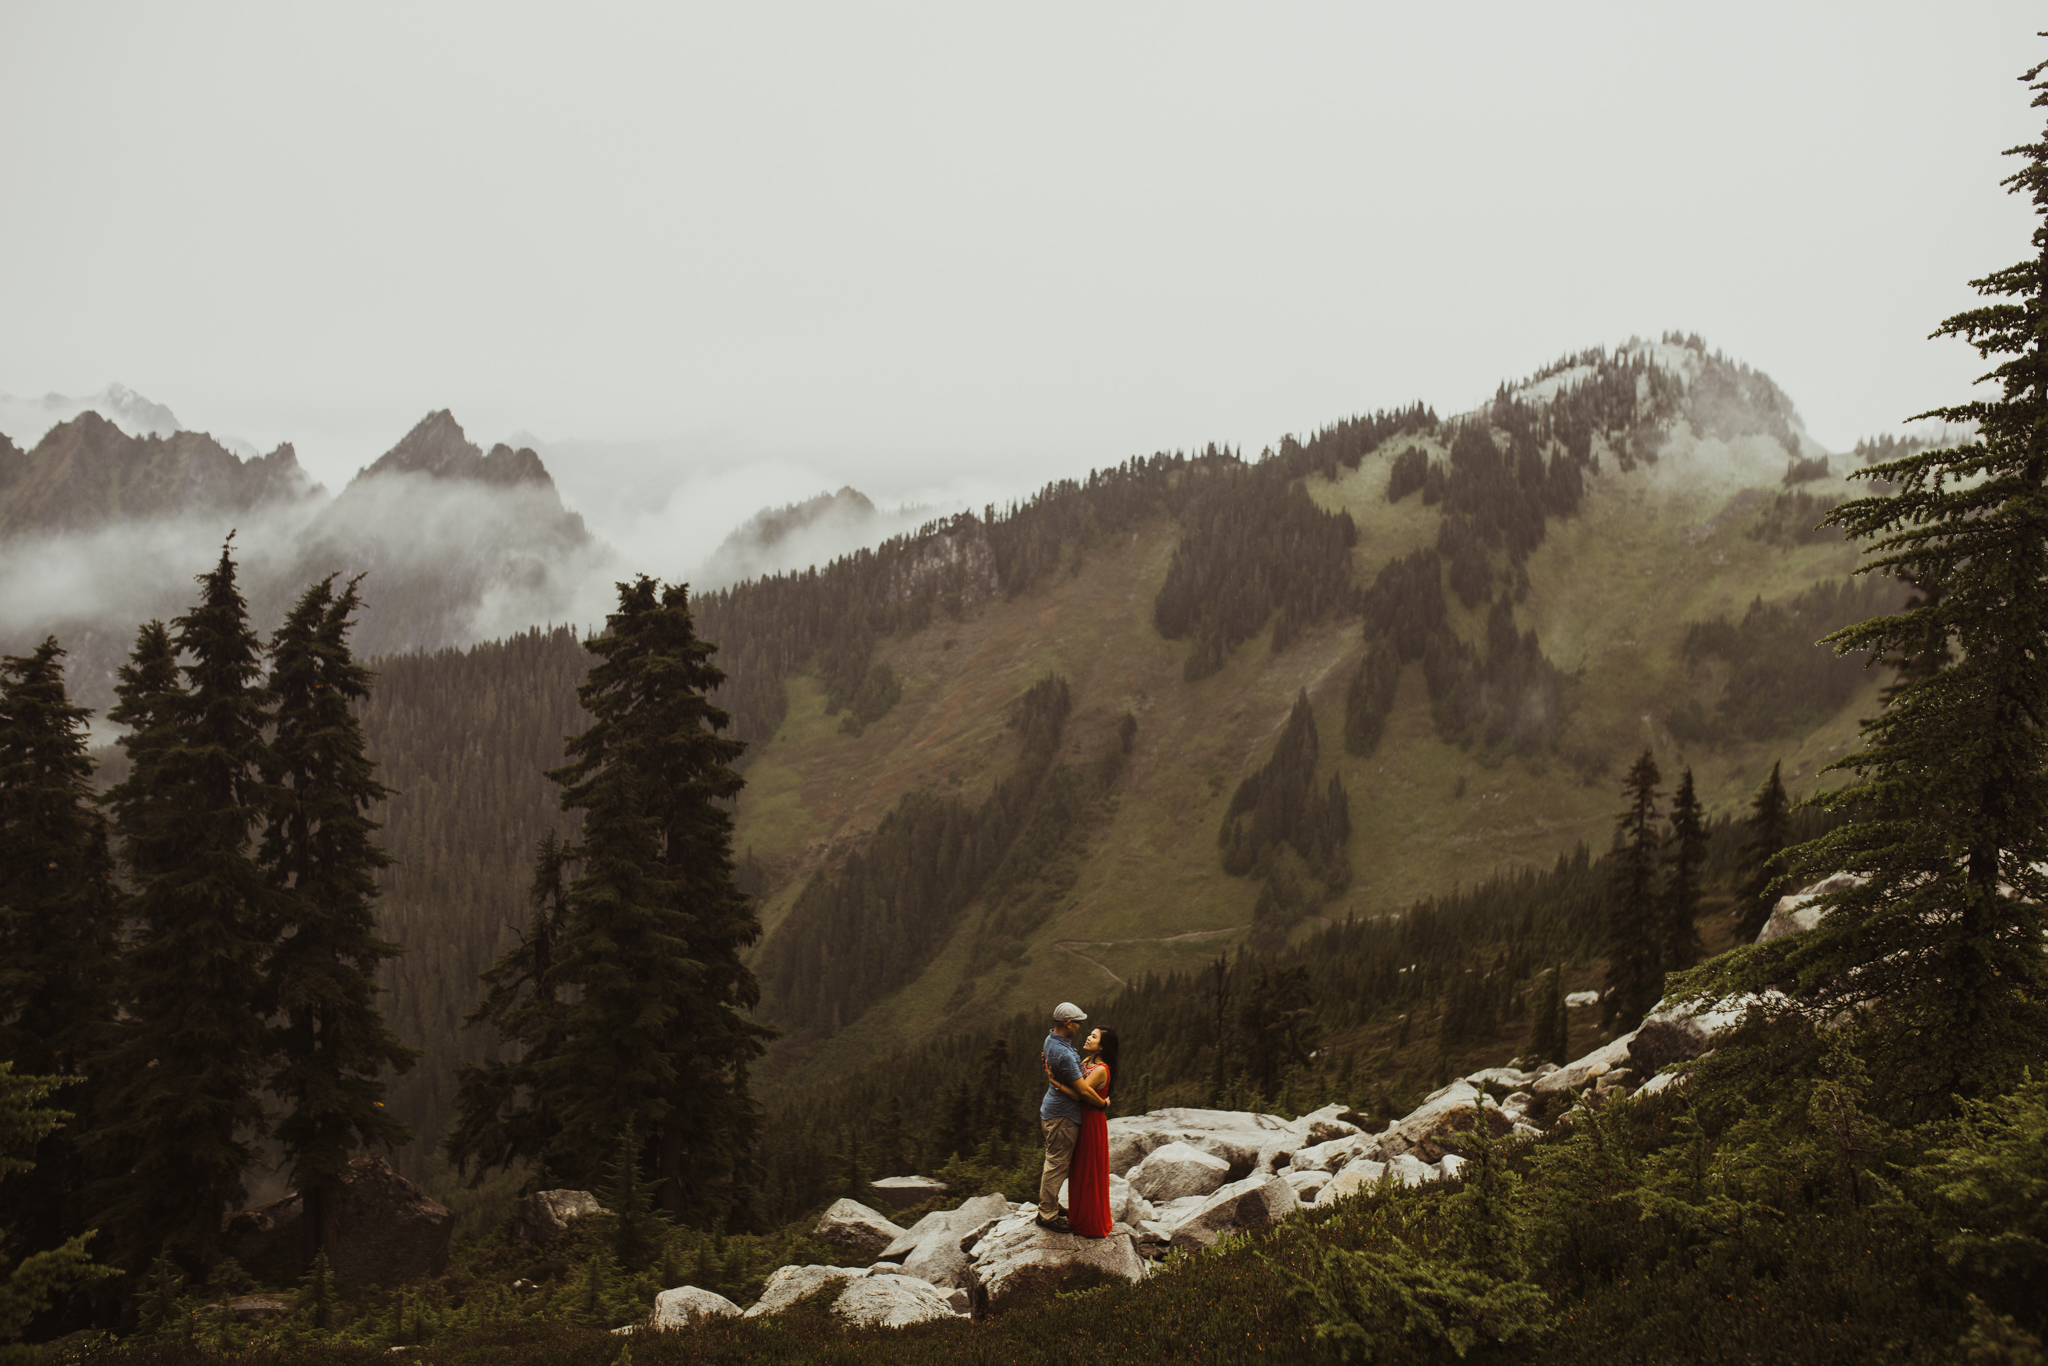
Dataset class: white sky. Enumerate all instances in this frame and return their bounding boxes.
[2,3,2041,520]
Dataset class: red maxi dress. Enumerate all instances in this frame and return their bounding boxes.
[1068,1064,1114,1238]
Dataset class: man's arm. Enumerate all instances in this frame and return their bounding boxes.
[1045,1038,1083,1088]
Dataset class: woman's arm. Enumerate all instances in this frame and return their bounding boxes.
[1070,1062,1109,1111]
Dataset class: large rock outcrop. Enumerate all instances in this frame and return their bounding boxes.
[220,1156,451,1287]
[1167,1175,1298,1252]
[516,1190,609,1244]
[963,1214,1148,1313]
[812,1199,907,1259]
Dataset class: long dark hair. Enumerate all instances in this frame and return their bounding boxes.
[1092,1027,1121,1087]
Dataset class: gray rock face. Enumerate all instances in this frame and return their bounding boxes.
[516,1190,610,1244]
[1759,872,1863,942]
[875,1192,1011,1288]
[1166,1175,1299,1252]
[813,1199,907,1259]
[220,1155,452,1287]
[1375,1081,1509,1162]
[965,1214,1147,1312]
[1128,1141,1231,1203]
[1290,1103,1364,1147]
[648,1286,742,1327]
[1312,1159,1388,1207]
[1385,1154,1437,1187]
[222,1295,291,1323]
[834,1273,963,1328]
[743,1265,862,1318]
[1282,1168,1330,1203]
[1531,1035,1638,1095]
[867,1175,952,1212]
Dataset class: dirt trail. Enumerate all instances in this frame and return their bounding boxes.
[1052,925,1247,988]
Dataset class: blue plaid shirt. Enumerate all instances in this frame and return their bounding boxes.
[1040,1030,1088,1124]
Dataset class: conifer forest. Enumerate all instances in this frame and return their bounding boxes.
[7,30,2048,1366]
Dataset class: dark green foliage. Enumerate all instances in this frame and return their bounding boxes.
[1219,692,1350,892]
[1782,453,1831,485]
[1358,548,1447,664]
[1661,768,1706,971]
[1685,56,2048,1117]
[361,627,589,1184]
[1731,761,1791,941]
[1421,595,1572,754]
[540,577,770,1224]
[1153,459,1359,680]
[94,545,277,1271]
[1745,486,1845,547]
[445,832,575,1182]
[1342,640,1400,758]
[1269,1210,1552,1362]
[262,576,417,1265]
[1919,1071,2048,1336]
[1236,967,1320,1101]
[1384,444,1429,502]
[833,662,900,736]
[597,1127,667,1271]
[1603,750,1662,1033]
[0,1064,116,1356]
[1669,576,1897,745]
[761,674,1083,1034]
[0,640,121,1288]
[1527,968,1568,1066]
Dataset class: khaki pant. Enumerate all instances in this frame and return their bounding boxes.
[1038,1117,1078,1221]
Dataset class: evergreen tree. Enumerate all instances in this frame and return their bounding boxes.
[261,576,418,1266]
[445,831,575,1180]
[1661,767,1707,971]
[93,544,276,1271]
[540,577,772,1224]
[1731,762,1792,941]
[1526,968,1567,1066]
[1694,58,2048,1112]
[1603,750,1663,1033]
[0,640,122,1281]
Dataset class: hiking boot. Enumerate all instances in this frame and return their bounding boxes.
[1034,1213,1073,1234]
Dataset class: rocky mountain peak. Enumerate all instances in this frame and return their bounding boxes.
[359,411,557,490]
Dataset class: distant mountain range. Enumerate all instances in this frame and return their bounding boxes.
[0,405,599,709]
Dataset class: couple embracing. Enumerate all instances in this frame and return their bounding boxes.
[1036,1000,1121,1238]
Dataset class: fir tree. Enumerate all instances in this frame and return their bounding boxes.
[541,577,772,1223]
[1731,762,1792,941]
[445,831,575,1180]
[0,640,122,1281]
[1603,750,1663,1033]
[261,576,418,1266]
[1661,767,1707,971]
[93,544,276,1271]
[1527,968,1567,1066]
[1693,57,2048,1113]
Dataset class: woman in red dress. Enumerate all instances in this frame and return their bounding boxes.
[1062,1026,1120,1238]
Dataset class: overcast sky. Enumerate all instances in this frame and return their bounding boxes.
[2,4,2041,523]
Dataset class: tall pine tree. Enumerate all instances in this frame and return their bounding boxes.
[1692,57,2048,1115]
[0,640,122,1293]
[1731,761,1792,941]
[1661,767,1707,972]
[1603,749,1663,1033]
[540,577,772,1224]
[93,545,275,1271]
[262,576,417,1265]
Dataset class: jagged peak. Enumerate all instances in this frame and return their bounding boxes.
[357,410,557,490]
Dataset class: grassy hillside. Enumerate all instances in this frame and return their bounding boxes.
[733,378,1888,1102]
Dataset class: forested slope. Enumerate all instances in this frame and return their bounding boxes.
[280,334,1908,1191]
